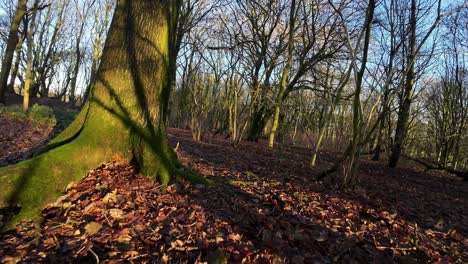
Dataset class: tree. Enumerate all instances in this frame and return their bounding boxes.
[268,0,296,148]
[342,0,376,187]
[388,0,442,167]
[0,0,27,102]
[0,0,200,227]
[7,16,26,94]
[234,0,287,142]
[23,0,39,112]
[82,0,112,105]
[317,0,376,188]
[30,0,68,98]
[69,0,96,105]
[371,0,406,161]
[163,0,217,122]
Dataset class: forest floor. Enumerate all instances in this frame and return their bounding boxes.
[0,105,467,263]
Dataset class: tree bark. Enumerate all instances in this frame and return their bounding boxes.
[0,0,27,102]
[23,0,39,112]
[0,0,198,228]
[268,0,296,148]
[7,27,25,94]
[247,104,269,142]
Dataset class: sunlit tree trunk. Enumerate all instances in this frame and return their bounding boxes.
[23,0,39,113]
[269,0,296,148]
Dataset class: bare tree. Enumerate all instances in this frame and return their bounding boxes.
[0,0,26,102]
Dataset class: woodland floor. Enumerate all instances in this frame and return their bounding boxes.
[0,105,467,263]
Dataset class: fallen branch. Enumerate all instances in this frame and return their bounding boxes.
[403,154,467,181]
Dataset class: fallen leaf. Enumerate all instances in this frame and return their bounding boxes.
[85,222,102,236]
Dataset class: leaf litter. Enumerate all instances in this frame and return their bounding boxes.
[0,127,466,263]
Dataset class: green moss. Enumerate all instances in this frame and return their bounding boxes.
[0,132,121,230]
[49,103,89,144]
[181,168,213,185]
[0,105,211,229]
[225,180,254,186]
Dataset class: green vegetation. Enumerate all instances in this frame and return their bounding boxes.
[0,104,56,127]
[0,103,78,129]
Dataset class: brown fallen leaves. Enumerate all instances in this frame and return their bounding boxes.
[0,162,272,263]
[0,127,467,263]
[0,116,52,166]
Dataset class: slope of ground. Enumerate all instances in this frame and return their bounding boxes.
[0,127,466,263]
[0,116,53,166]
[0,102,78,166]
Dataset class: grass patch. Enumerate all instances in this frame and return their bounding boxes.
[28,104,56,127]
[0,104,57,127]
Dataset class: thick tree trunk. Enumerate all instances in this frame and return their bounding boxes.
[0,0,195,228]
[0,0,27,102]
[247,106,269,142]
[247,87,271,142]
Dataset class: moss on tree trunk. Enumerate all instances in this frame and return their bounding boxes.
[0,0,205,229]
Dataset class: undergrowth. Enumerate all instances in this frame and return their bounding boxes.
[0,104,56,127]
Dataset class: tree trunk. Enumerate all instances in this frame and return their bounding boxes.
[162,0,181,123]
[0,0,196,228]
[311,125,326,167]
[338,0,375,188]
[23,1,39,113]
[69,42,82,105]
[0,0,27,102]
[8,28,25,94]
[389,0,417,168]
[247,111,267,141]
[268,0,296,148]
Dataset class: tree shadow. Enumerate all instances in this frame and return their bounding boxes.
[181,163,404,262]
[167,128,465,261]
[169,128,468,235]
[0,155,43,230]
